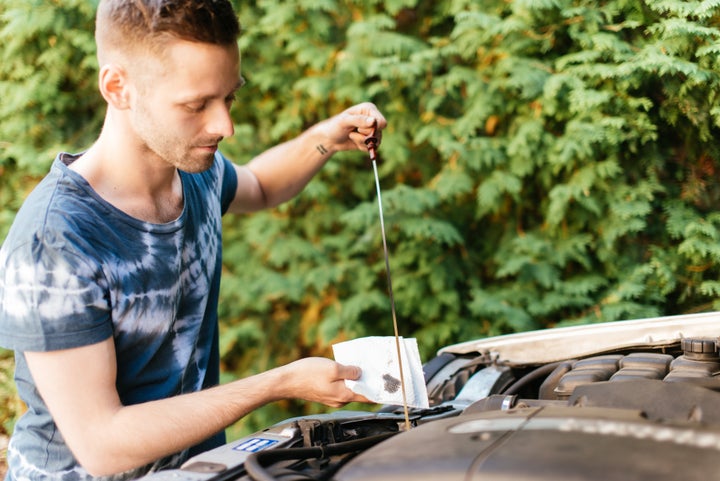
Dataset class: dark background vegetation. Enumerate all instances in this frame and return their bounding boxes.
[2,0,720,468]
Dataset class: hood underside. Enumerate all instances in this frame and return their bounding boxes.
[439,311,720,364]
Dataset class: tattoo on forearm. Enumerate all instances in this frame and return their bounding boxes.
[316,144,329,155]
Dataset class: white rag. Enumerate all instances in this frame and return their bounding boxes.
[332,336,430,409]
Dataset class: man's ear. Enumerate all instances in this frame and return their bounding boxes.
[98,64,131,110]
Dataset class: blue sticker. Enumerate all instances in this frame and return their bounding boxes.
[233,438,279,453]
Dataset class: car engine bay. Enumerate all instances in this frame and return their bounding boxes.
[141,313,720,481]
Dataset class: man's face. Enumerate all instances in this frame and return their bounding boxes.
[127,39,242,173]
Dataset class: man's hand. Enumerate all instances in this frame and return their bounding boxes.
[312,102,388,154]
[278,357,371,407]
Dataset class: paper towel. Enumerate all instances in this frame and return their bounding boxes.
[332,336,429,409]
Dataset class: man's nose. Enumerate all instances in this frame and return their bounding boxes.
[206,102,235,139]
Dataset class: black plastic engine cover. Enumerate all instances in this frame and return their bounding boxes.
[335,406,720,481]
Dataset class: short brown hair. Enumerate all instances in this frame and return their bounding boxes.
[96,0,241,64]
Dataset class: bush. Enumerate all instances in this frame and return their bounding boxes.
[2,0,720,437]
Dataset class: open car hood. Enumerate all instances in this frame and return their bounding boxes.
[439,311,720,363]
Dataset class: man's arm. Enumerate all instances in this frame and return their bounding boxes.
[228,102,386,213]
[25,339,365,477]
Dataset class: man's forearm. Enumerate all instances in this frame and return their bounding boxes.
[26,341,362,478]
[26,341,290,477]
[83,358,360,476]
[89,367,287,476]
[245,124,335,209]
[229,103,384,214]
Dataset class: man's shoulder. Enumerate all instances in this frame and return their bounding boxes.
[0,156,114,267]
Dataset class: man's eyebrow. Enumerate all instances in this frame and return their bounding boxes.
[177,77,246,104]
[224,76,246,97]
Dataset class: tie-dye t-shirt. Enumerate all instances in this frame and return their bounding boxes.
[0,151,238,480]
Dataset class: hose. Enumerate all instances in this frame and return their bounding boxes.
[244,432,398,481]
[502,361,565,396]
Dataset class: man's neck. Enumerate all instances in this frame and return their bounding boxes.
[70,134,185,224]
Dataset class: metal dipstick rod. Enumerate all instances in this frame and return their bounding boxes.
[364,125,412,432]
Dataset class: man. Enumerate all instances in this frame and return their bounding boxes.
[0,1,385,479]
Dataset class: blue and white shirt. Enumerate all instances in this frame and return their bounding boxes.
[0,151,238,480]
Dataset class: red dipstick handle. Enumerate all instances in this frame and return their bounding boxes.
[364,121,378,162]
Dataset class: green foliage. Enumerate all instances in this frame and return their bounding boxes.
[0,0,101,173]
[0,349,22,436]
[3,0,720,439]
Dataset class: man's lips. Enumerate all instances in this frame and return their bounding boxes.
[196,144,218,152]
[196,138,222,152]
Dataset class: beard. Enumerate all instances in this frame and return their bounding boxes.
[129,101,220,174]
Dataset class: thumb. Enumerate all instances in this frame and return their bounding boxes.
[337,364,362,381]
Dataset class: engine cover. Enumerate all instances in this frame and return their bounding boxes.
[336,404,720,481]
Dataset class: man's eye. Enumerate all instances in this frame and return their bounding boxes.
[185,102,206,113]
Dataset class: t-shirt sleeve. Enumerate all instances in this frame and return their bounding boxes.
[218,153,238,215]
[0,235,113,352]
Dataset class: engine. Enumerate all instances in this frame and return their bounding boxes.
[141,314,720,481]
